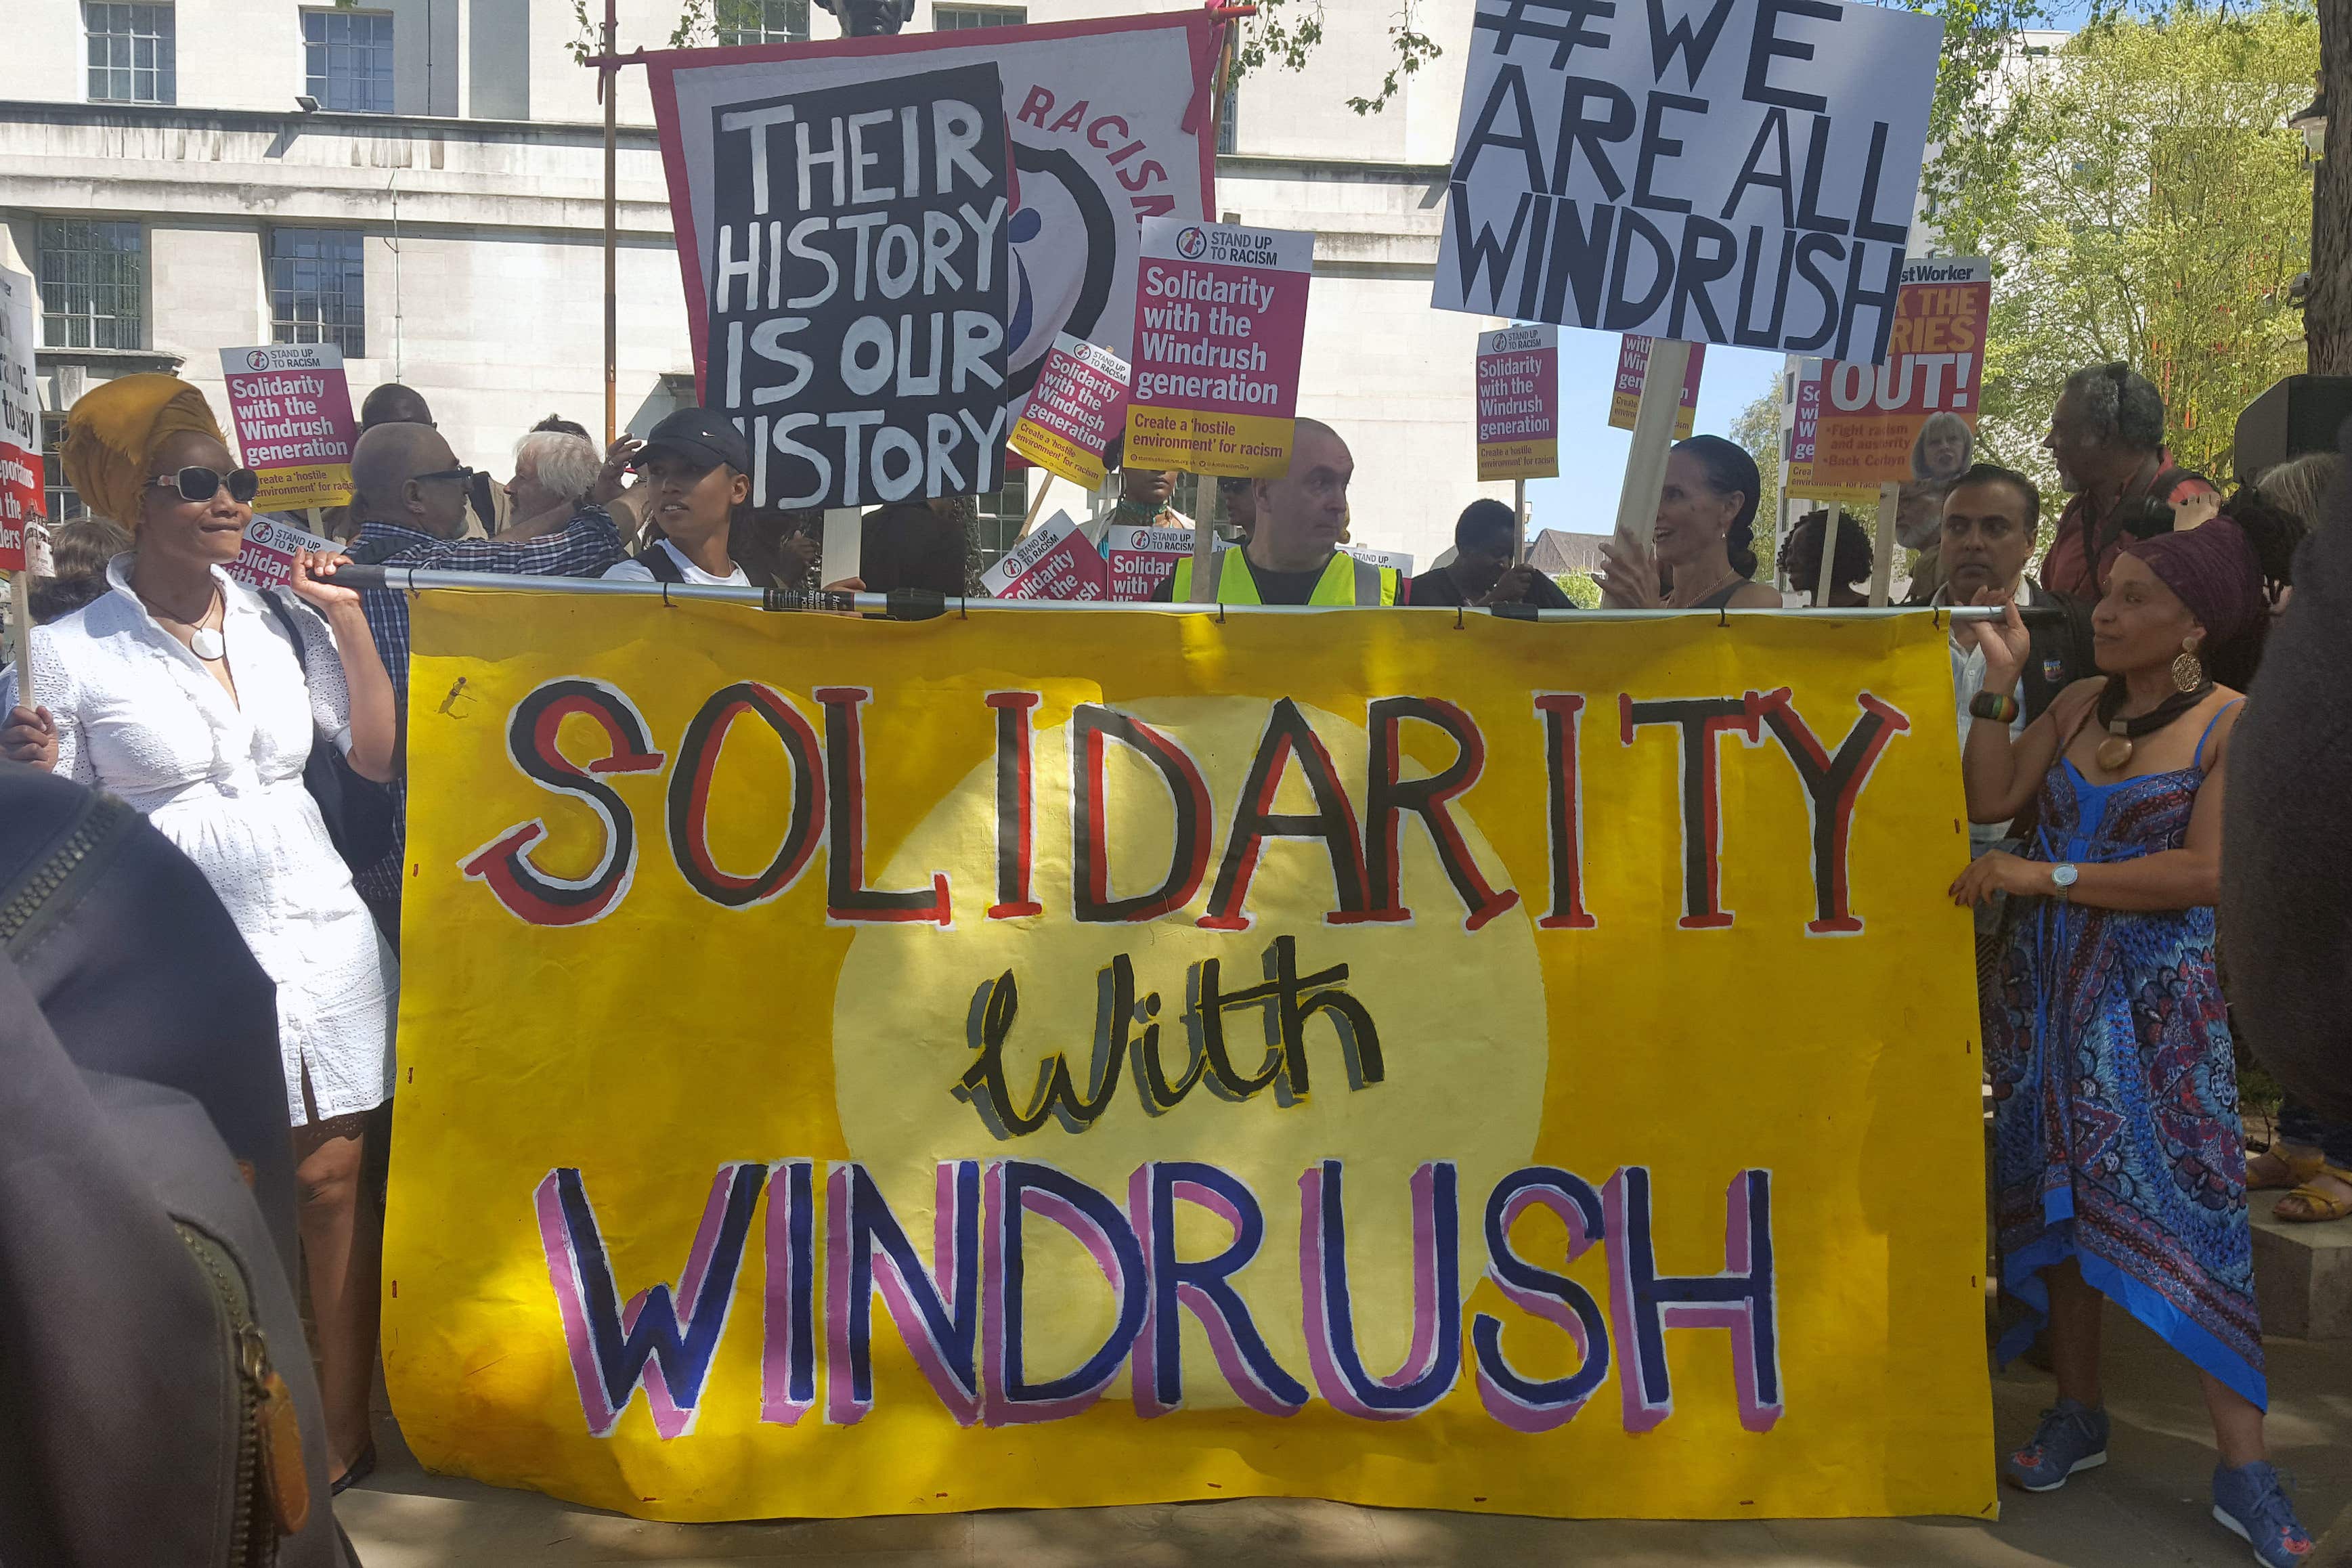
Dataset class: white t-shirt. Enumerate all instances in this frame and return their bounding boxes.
[603,538,750,586]
[1947,578,2034,853]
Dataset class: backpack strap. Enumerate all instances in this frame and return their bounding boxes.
[637,541,687,584]
[259,590,310,676]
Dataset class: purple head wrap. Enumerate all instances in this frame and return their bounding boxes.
[2122,517,2265,649]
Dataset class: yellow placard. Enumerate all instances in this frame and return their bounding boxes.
[253,462,352,510]
[387,599,1995,1525]
[1477,438,1559,482]
[1123,407,1294,478]
[1009,419,1108,491]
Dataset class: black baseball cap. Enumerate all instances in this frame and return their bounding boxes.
[634,406,752,474]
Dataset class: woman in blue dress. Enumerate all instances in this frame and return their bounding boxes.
[1951,512,2310,1567]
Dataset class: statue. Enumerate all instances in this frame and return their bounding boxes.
[814,0,915,35]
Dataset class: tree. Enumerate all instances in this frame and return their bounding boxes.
[1931,3,2317,486]
[2305,0,2350,372]
[1731,384,1785,585]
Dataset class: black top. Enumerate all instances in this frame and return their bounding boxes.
[1408,565,1574,609]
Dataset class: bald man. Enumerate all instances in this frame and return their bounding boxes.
[359,383,434,431]
[1154,419,1404,605]
[344,421,626,932]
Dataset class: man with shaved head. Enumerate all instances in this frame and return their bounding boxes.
[359,382,434,431]
[345,420,626,933]
[1152,419,1404,605]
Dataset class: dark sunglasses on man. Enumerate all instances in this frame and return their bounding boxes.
[410,466,481,487]
[147,466,261,504]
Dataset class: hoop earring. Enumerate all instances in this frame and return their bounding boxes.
[2172,633,2205,693]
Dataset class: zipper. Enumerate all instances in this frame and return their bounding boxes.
[178,1225,269,1568]
[0,792,133,957]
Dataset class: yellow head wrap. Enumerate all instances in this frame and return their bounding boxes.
[60,374,226,529]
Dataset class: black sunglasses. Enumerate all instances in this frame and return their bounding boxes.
[412,466,481,486]
[148,466,261,504]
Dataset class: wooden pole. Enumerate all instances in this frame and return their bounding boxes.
[1512,477,1527,565]
[602,0,618,448]
[1814,501,1842,608]
[1867,479,1900,607]
[1016,471,1055,539]
[1610,337,1691,551]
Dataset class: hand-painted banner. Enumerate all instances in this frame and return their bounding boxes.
[387,601,1994,1524]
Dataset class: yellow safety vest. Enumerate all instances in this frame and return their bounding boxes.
[1169,548,1401,606]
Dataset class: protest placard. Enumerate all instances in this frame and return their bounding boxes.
[0,265,39,578]
[226,515,340,593]
[648,13,1217,471]
[1475,324,1559,482]
[1124,219,1313,478]
[1009,336,1130,489]
[1340,542,1414,576]
[1609,335,1705,439]
[1785,257,1990,495]
[697,63,1013,510]
[1433,0,1940,364]
[218,344,358,513]
[978,508,1105,601]
[1100,521,1195,601]
[390,598,1995,1525]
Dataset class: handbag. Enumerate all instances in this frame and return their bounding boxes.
[261,592,398,876]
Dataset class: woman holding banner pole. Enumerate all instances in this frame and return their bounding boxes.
[1593,435,1780,611]
[1948,512,2311,1565]
[0,374,399,1491]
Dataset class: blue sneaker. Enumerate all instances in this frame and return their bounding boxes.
[2211,1461,2314,1567]
[2003,1398,2110,1491]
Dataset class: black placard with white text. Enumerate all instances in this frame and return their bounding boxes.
[709,63,1011,509]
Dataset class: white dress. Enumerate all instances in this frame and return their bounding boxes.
[4,557,397,1125]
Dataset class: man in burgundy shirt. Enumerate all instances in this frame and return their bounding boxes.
[2038,362,2217,600]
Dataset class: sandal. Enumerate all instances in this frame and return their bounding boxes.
[2247,1147,2324,1191]
[2274,1165,2352,1225]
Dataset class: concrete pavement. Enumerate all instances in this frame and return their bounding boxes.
[336,1301,2351,1567]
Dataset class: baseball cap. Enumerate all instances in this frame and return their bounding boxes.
[634,406,752,474]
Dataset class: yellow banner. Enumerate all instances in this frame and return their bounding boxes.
[1477,437,1559,482]
[386,598,1994,1525]
[253,462,352,511]
[1123,408,1293,477]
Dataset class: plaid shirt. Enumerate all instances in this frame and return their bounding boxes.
[352,506,626,906]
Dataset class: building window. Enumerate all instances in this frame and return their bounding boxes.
[971,469,1028,570]
[43,417,87,526]
[717,0,808,45]
[269,229,366,356]
[933,5,1024,28]
[85,3,175,104]
[303,9,395,114]
[1217,84,1237,155]
[38,219,145,351]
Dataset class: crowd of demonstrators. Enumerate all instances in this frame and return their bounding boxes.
[1152,419,1403,605]
[1593,435,1781,610]
[0,374,398,1492]
[1410,498,1573,609]
[1785,507,1875,607]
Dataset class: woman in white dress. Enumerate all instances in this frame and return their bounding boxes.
[0,374,398,1487]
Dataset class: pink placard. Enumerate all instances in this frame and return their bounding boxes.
[225,516,339,592]
[218,344,360,512]
[1101,521,1196,601]
[0,265,39,574]
[981,510,1107,602]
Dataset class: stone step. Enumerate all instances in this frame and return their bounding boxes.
[2251,1204,2352,1340]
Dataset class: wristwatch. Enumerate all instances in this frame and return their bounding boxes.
[2050,863,2079,901]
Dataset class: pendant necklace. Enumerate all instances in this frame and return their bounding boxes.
[2093,680,2210,772]
[143,584,226,661]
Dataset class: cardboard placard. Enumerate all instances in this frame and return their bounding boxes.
[1101,521,1195,602]
[226,515,341,592]
[1609,335,1705,439]
[1123,219,1313,479]
[978,508,1104,601]
[1340,543,1415,576]
[648,12,1217,480]
[1475,324,1559,481]
[0,265,43,573]
[1433,0,1940,363]
[1008,335,1131,490]
[218,344,359,513]
[1785,257,1990,496]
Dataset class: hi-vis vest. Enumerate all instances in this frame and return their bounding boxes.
[1169,546,1401,606]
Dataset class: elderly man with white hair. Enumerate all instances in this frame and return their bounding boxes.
[502,418,605,540]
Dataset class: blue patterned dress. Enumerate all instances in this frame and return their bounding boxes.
[1988,707,2264,1409]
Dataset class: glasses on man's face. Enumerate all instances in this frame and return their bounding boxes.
[412,466,480,487]
[147,466,261,504]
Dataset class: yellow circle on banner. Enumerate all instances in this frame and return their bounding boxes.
[833,697,1548,1409]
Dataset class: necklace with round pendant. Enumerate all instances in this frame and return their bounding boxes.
[190,626,225,661]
